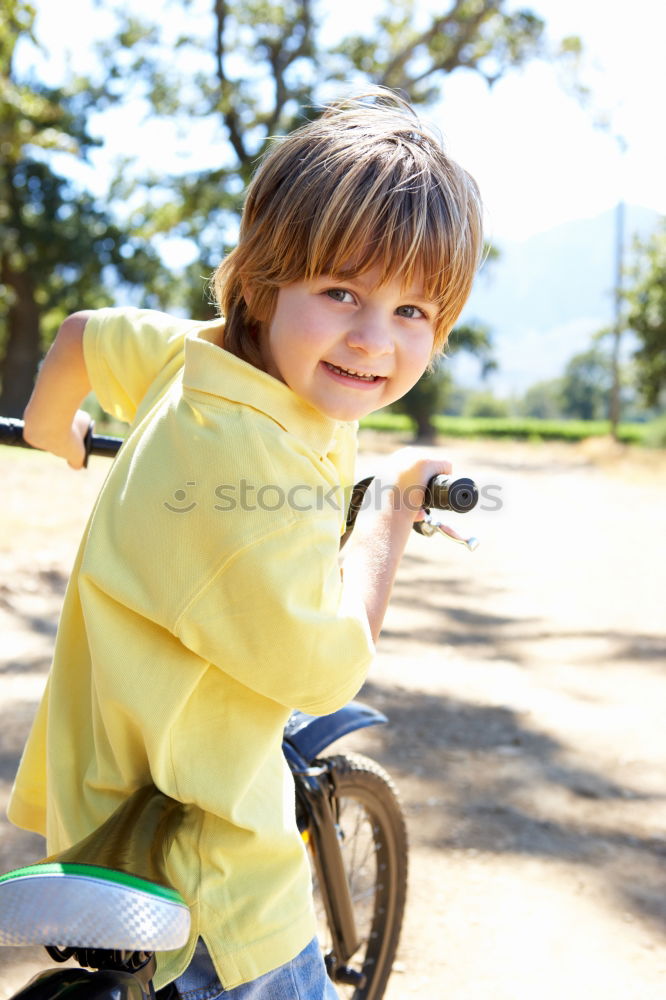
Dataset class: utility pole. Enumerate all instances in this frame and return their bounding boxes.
[609,197,624,440]
[609,132,628,441]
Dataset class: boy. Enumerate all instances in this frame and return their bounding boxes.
[9,90,483,998]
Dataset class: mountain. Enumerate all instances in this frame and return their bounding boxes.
[450,205,662,395]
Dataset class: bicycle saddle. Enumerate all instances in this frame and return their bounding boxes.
[0,786,191,952]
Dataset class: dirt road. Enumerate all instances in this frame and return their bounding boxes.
[1,435,665,998]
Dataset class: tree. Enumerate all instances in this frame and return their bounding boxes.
[0,0,167,414]
[520,377,565,419]
[624,220,666,410]
[463,389,509,418]
[3,0,578,413]
[559,346,612,421]
[93,0,558,280]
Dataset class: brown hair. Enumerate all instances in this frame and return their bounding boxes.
[212,89,483,367]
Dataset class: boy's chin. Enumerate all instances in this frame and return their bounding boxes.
[314,400,385,423]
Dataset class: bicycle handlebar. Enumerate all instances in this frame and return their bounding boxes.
[81,425,123,461]
[0,417,121,465]
[0,417,36,449]
[1,417,479,547]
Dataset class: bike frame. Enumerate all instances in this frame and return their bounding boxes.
[283,704,387,986]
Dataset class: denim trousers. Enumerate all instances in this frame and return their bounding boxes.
[172,937,339,1000]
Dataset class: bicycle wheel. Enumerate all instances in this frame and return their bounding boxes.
[311,752,408,1000]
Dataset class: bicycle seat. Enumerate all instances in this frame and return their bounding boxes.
[0,786,191,952]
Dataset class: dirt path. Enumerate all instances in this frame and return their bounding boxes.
[1,435,665,998]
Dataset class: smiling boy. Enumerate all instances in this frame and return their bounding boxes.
[9,91,483,999]
[254,267,435,423]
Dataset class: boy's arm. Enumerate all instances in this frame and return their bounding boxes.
[341,449,452,643]
[22,311,93,469]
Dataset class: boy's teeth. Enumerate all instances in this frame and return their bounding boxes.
[328,363,376,380]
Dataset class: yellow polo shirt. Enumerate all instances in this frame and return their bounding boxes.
[8,308,374,989]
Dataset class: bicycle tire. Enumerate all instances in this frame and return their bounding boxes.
[311,752,408,1000]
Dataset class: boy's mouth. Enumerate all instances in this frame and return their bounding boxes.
[324,362,383,382]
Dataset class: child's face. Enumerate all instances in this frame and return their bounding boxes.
[258,266,437,422]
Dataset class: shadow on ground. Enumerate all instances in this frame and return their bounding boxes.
[382,551,666,670]
[354,677,666,939]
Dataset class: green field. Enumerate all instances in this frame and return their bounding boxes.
[6,412,659,452]
[360,412,661,446]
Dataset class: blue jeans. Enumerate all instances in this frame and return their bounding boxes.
[172,937,339,1000]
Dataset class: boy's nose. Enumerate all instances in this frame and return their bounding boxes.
[346,315,394,356]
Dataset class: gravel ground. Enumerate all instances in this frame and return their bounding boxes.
[1,434,665,999]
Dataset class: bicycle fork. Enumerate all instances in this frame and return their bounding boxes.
[294,764,367,990]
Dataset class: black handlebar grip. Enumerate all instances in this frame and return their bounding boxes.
[80,422,122,463]
[423,475,478,513]
[0,417,27,446]
[82,422,94,468]
[88,434,123,458]
[0,417,122,461]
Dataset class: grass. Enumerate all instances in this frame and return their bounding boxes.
[359,413,657,446]
[3,413,657,453]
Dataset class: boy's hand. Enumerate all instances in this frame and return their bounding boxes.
[372,446,453,523]
[22,408,92,470]
[342,446,454,642]
[64,409,93,469]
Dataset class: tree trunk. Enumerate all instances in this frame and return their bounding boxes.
[0,258,42,417]
[412,408,436,442]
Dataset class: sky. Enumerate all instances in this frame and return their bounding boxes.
[22,0,666,249]
[434,0,666,244]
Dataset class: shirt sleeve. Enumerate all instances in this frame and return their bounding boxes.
[174,516,375,716]
[82,308,193,424]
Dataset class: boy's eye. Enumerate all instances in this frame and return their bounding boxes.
[326,288,354,304]
[396,304,426,319]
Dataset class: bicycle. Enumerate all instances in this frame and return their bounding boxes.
[0,417,479,1000]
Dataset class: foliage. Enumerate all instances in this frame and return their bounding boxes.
[559,345,613,421]
[641,413,666,448]
[360,411,652,445]
[2,0,579,417]
[520,347,642,424]
[624,220,666,409]
[0,0,169,414]
[520,377,565,419]
[463,389,509,418]
[81,0,553,279]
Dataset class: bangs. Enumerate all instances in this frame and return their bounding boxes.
[304,161,463,307]
[214,93,483,359]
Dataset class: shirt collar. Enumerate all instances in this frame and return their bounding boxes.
[182,325,340,457]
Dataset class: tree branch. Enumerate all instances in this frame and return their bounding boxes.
[378,0,495,92]
[378,0,471,87]
[212,0,249,167]
[262,0,315,137]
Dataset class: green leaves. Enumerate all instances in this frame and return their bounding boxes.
[0,0,172,412]
[625,223,666,409]
[333,0,548,96]
[0,0,582,413]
